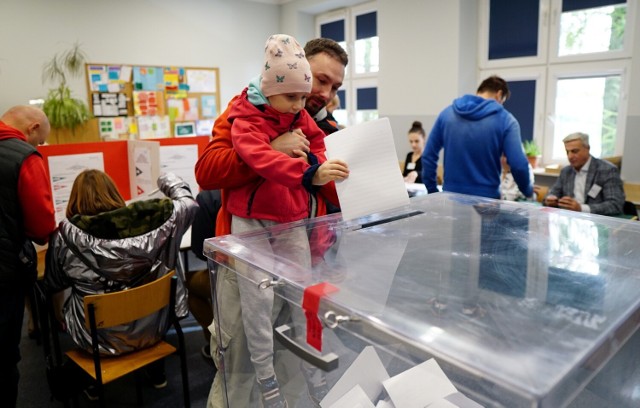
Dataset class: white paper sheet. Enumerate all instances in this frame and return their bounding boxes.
[159,144,199,194]
[383,358,458,408]
[328,385,376,408]
[324,118,410,221]
[376,399,396,408]
[48,153,105,224]
[321,346,389,407]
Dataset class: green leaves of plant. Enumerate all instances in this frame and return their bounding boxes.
[42,42,91,130]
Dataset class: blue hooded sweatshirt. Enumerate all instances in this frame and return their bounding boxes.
[421,94,532,199]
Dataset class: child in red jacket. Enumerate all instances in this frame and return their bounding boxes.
[227,34,348,407]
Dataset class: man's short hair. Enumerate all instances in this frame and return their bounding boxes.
[563,132,590,147]
[477,75,510,101]
[304,38,349,67]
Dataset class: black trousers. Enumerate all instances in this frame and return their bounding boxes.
[0,285,26,408]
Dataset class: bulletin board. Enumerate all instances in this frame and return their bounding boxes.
[85,63,221,140]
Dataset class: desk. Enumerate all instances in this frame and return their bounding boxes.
[532,168,559,188]
[624,183,640,208]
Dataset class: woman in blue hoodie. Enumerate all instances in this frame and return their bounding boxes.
[421,75,532,199]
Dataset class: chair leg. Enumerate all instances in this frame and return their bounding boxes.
[97,381,106,408]
[175,324,190,407]
[135,370,144,405]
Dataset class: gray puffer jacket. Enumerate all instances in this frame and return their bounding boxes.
[45,173,198,356]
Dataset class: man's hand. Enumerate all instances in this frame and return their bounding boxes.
[404,171,418,183]
[544,194,558,207]
[312,159,349,186]
[558,196,582,212]
[271,128,310,157]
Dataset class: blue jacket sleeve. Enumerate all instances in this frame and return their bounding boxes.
[503,118,533,197]
[422,117,443,194]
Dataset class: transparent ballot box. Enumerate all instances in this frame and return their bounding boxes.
[203,193,640,408]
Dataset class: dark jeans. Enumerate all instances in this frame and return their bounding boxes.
[0,285,26,408]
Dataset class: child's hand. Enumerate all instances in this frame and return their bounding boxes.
[312,159,349,185]
[292,149,308,163]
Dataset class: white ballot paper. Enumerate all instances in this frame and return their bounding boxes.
[321,346,389,407]
[324,118,410,221]
[328,385,376,408]
[382,358,458,408]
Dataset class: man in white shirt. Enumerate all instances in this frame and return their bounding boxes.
[544,132,625,216]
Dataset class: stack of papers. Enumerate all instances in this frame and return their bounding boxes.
[320,346,483,407]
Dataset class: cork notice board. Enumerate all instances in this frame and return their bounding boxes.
[86,63,221,140]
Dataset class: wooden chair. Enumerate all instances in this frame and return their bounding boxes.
[65,271,190,407]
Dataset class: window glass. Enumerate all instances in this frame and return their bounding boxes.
[488,0,539,59]
[503,80,536,142]
[558,3,627,56]
[320,20,345,42]
[551,75,621,159]
[355,12,378,73]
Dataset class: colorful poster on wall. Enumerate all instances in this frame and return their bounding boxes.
[137,116,171,139]
[186,69,216,92]
[92,93,128,117]
[98,117,130,140]
[201,95,217,118]
[133,66,164,91]
[164,67,187,97]
[87,65,126,92]
[167,98,198,121]
[133,91,159,116]
[196,119,215,136]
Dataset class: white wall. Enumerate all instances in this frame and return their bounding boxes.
[0,0,280,114]
[378,0,478,158]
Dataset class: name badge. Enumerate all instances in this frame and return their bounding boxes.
[588,184,602,199]
[407,162,416,170]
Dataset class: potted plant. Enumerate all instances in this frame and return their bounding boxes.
[42,43,91,136]
[523,139,542,168]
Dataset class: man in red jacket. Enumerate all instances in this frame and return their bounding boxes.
[196,38,348,407]
[0,105,56,408]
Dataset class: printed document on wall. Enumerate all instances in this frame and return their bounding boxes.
[324,117,409,221]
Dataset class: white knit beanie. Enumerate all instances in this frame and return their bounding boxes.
[260,34,312,97]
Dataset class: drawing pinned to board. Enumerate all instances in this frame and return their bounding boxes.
[99,117,131,140]
[186,69,217,92]
[164,67,188,97]
[133,66,164,91]
[137,116,171,139]
[133,91,161,116]
[201,95,217,118]
[87,65,126,92]
[174,121,196,137]
[167,97,198,121]
[92,93,128,117]
[196,119,215,136]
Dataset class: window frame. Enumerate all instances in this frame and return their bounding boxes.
[478,0,551,69]
[316,1,378,127]
[543,59,630,164]
[479,0,632,167]
[548,0,636,64]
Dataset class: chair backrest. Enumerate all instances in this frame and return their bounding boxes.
[82,271,175,329]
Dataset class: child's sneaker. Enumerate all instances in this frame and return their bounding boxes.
[301,363,328,405]
[258,375,288,408]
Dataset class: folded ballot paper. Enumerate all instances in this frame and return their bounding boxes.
[321,346,482,408]
[324,118,410,221]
